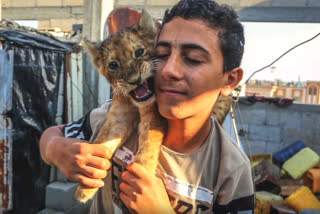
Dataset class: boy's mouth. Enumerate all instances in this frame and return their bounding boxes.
[129,77,154,102]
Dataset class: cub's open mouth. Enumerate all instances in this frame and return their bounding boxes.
[129,77,154,102]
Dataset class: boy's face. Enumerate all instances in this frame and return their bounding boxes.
[154,17,228,120]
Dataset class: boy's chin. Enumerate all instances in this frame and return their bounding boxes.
[157,105,186,120]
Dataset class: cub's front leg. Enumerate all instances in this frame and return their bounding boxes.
[135,103,167,175]
[75,96,139,203]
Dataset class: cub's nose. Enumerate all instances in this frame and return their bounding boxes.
[126,71,141,85]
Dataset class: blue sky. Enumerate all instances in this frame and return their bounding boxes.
[241,22,320,83]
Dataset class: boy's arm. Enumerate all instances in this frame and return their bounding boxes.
[40,124,112,188]
[40,125,64,165]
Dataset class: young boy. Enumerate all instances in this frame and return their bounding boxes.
[40,0,254,213]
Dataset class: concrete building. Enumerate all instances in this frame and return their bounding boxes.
[273,85,306,103]
[245,80,320,104]
[1,0,84,32]
[306,81,320,104]
[2,0,320,33]
[232,101,320,156]
[245,81,274,97]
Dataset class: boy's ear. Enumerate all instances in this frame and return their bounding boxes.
[83,38,103,69]
[221,67,243,96]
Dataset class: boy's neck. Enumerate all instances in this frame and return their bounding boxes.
[163,111,212,154]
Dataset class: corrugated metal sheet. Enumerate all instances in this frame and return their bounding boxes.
[66,52,84,122]
[0,49,13,212]
[0,50,13,115]
[67,52,111,123]
[55,54,65,125]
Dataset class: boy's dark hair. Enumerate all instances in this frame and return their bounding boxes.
[162,0,244,72]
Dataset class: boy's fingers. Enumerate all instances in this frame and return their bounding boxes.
[121,171,142,193]
[91,144,112,159]
[82,166,108,179]
[121,170,138,183]
[120,192,137,212]
[87,156,111,170]
[119,181,137,197]
[72,173,105,188]
[127,162,149,179]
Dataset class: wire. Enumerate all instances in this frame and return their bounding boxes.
[230,105,241,148]
[70,80,96,109]
[243,32,320,86]
[83,78,100,106]
[235,101,252,159]
[231,100,255,190]
[68,54,102,109]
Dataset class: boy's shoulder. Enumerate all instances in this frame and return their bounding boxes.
[89,100,112,141]
[63,100,112,141]
[211,118,254,212]
[213,118,250,168]
[90,100,112,126]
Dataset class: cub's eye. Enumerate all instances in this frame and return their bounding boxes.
[135,48,145,58]
[108,61,118,70]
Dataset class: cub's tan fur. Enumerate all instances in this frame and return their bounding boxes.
[75,10,232,203]
[212,95,232,124]
[75,10,167,203]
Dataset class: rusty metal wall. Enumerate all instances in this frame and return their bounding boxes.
[0,48,13,213]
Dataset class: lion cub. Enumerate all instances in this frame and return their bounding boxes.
[75,10,232,202]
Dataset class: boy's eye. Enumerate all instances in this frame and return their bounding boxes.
[184,57,202,65]
[135,48,145,58]
[108,61,118,70]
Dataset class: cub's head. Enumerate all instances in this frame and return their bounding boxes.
[85,10,157,105]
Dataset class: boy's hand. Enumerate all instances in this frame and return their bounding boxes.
[120,162,175,214]
[48,137,111,188]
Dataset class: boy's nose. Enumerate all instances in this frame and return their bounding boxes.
[160,52,183,81]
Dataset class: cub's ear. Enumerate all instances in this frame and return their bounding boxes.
[134,10,157,39]
[83,38,103,69]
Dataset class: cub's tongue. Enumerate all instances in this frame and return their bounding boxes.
[134,85,149,98]
[130,80,154,102]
